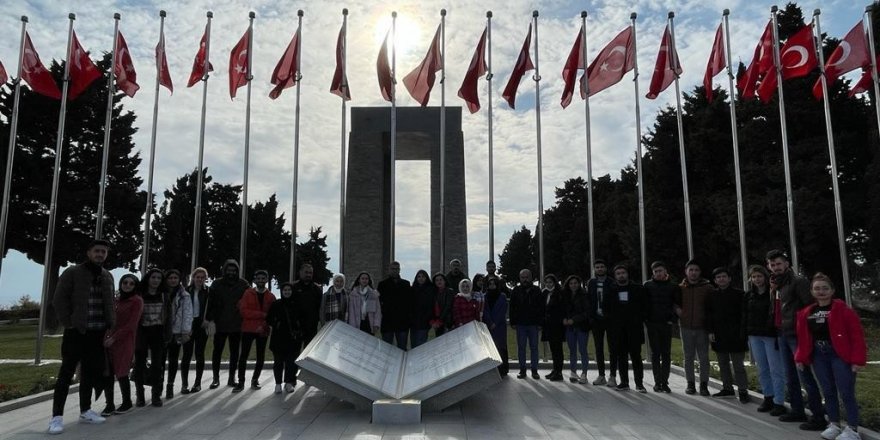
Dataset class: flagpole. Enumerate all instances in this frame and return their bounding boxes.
[631,13,647,282]
[486,11,495,264]
[390,11,397,263]
[190,11,212,274]
[580,11,596,277]
[440,9,447,271]
[338,8,348,276]
[0,16,29,279]
[769,5,799,272]
[239,11,255,275]
[865,4,880,135]
[667,12,694,260]
[95,13,121,240]
[813,9,852,305]
[532,10,545,282]
[36,13,76,366]
[289,10,303,281]
[141,10,165,274]
[722,9,749,290]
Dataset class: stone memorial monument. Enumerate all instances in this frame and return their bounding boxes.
[296,320,502,416]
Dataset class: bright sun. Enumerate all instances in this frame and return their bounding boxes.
[373,13,422,64]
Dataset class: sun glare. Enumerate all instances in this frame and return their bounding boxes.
[373,13,423,63]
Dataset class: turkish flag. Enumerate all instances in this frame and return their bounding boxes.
[0,60,7,85]
[457,26,487,113]
[704,23,725,102]
[187,26,214,88]
[813,21,870,99]
[228,28,250,99]
[585,26,634,98]
[269,27,300,100]
[377,29,393,102]
[19,32,60,99]
[114,31,139,97]
[403,24,442,107]
[156,24,173,93]
[738,21,773,100]
[330,22,350,101]
[849,57,880,97]
[67,31,102,100]
[757,24,817,103]
[646,24,682,100]
[502,24,534,109]
[560,25,585,109]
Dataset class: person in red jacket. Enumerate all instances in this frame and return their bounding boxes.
[795,273,866,440]
[102,274,143,416]
[234,270,276,393]
[452,279,480,328]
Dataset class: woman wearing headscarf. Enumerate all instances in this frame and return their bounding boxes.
[267,282,301,393]
[101,274,143,416]
[483,276,509,375]
[320,274,348,327]
[452,279,480,328]
[133,268,169,407]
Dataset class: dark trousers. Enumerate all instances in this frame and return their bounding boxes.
[53,329,105,416]
[212,332,241,383]
[133,326,166,399]
[646,321,672,386]
[360,319,373,334]
[614,325,644,387]
[181,319,208,385]
[166,339,182,386]
[290,330,316,384]
[382,330,409,350]
[591,319,612,377]
[238,332,267,384]
[104,376,132,407]
[410,329,429,348]
[548,336,564,373]
[272,350,298,385]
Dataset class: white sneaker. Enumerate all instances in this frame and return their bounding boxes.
[592,375,607,386]
[48,416,64,435]
[274,384,282,394]
[79,409,105,424]
[578,372,588,384]
[821,423,842,440]
[284,383,295,393]
[606,376,618,388]
[838,426,862,440]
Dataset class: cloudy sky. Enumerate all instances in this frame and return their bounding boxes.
[0,0,867,305]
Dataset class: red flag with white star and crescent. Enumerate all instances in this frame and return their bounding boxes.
[156,24,173,93]
[813,20,870,100]
[229,27,250,99]
[19,32,61,99]
[114,31,139,97]
[187,25,214,88]
[67,31,102,100]
[585,26,634,98]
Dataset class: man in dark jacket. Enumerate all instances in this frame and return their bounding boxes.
[675,260,713,396]
[446,259,467,293]
[48,240,116,434]
[510,269,545,379]
[605,264,649,393]
[587,259,615,386]
[208,259,250,389]
[643,261,677,393]
[767,249,826,430]
[378,261,412,349]
[706,267,749,403]
[292,263,323,349]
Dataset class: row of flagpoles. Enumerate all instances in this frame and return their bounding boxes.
[0,7,875,363]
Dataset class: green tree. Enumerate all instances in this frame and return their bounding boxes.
[498,226,535,287]
[293,227,331,285]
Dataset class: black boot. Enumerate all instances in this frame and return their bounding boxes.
[699,382,710,396]
[769,404,788,417]
[685,381,696,395]
[165,383,174,399]
[757,396,774,412]
[117,378,133,414]
[135,386,146,407]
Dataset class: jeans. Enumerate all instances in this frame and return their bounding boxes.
[53,329,105,416]
[779,335,825,419]
[749,335,785,404]
[238,333,267,384]
[410,329,429,348]
[566,328,589,374]
[515,325,539,372]
[717,351,748,391]
[212,332,241,383]
[591,318,612,377]
[646,322,672,386]
[812,342,859,428]
[382,331,409,350]
[181,320,208,386]
[680,327,710,384]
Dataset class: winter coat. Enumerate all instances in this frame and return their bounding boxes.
[452,294,480,327]
[53,262,116,332]
[186,284,210,322]
[795,299,867,366]
[107,293,143,378]
[291,280,323,340]
[566,288,590,332]
[644,278,678,324]
[775,271,812,337]
[742,287,776,337]
[446,270,467,295]
[267,295,301,356]
[410,281,437,330]
[604,281,648,342]
[239,288,276,335]
[168,286,193,336]
[377,276,412,333]
[509,284,545,326]
[483,291,508,345]
[430,287,455,330]
[542,288,569,341]
[347,285,382,329]
[320,287,349,326]
[208,261,250,333]
[706,287,748,352]
[676,278,713,329]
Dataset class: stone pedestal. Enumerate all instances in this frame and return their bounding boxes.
[372,400,421,424]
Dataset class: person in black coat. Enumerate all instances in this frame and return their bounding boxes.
[586,259,615,386]
[267,282,301,394]
[564,275,591,384]
[604,264,649,392]
[292,264,323,349]
[510,269,545,379]
[409,270,435,348]
[377,261,412,350]
[643,261,677,393]
[207,259,250,389]
[541,274,567,381]
[706,267,749,403]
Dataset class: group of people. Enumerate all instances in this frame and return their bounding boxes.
[46,240,867,440]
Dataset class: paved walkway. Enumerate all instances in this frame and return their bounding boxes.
[0,364,841,440]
